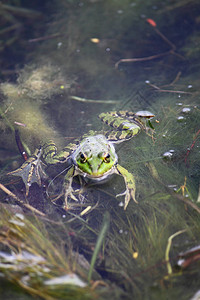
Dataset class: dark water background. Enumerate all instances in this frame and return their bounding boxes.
[0,0,200,299]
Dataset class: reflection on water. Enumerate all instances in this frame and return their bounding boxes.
[0,0,200,299]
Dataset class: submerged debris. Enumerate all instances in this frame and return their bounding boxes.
[45,274,87,287]
[177,245,200,269]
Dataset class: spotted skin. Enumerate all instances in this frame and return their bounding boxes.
[9,111,154,210]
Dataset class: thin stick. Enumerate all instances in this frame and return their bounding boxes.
[0,183,45,217]
[146,81,193,95]
[115,51,170,69]
[70,95,118,104]
[154,27,176,51]
[146,163,200,214]
[184,129,200,165]
[115,18,184,69]
[29,33,63,43]
[163,71,182,87]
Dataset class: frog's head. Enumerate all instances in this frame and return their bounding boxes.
[72,135,118,178]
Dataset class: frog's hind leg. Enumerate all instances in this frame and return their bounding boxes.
[8,148,46,196]
[99,112,141,143]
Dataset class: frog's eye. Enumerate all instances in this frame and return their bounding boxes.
[79,152,87,163]
[103,153,110,163]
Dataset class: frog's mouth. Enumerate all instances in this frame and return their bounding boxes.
[77,166,116,182]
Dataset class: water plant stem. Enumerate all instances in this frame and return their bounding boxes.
[88,211,110,283]
[165,230,186,275]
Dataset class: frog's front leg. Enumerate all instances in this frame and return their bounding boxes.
[115,164,137,210]
[62,165,80,210]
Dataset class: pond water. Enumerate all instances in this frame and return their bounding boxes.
[0,1,200,299]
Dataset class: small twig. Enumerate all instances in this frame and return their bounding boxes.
[115,18,183,69]
[153,27,176,51]
[145,81,193,95]
[167,186,200,214]
[146,163,200,214]
[29,33,64,43]
[14,121,27,127]
[70,95,118,104]
[15,129,28,161]
[184,129,200,166]
[162,71,182,87]
[0,183,45,217]
[4,102,14,114]
[115,51,171,69]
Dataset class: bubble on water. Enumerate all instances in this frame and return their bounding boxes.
[167,184,177,188]
[57,42,62,49]
[163,151,173,159]
[182,107,191,113]
[187,84,192,89]
[177,116,185,121]
[176,102,183,106]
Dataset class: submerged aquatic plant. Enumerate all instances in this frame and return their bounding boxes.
[88,211,110,282]
[0,204,97,300]
[1,1,200,300]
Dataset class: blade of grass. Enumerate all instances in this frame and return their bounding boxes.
[88,211,110,283]
[165,229,186,275]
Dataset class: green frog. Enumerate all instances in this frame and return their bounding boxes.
[9,111,154,210]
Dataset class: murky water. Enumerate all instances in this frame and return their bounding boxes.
[0,1,200,299]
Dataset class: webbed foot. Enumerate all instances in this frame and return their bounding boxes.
[116,164,137,210]
[62,165,80,210]
[8,148,46,196]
